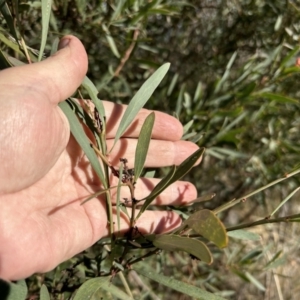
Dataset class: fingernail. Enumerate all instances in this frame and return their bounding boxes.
[58,38,70,50]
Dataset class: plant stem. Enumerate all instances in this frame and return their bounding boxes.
[226,213,300,232]
[118,272,133,298]
[213,168,300,214]
[128,248,160,266]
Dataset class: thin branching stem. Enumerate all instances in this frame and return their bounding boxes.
[213,168,300,214]
[226,213,300,232]
[127,248,160,266]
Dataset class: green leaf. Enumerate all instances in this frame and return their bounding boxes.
[81,76,106,134]
[50,36,59,55]
[0,31,23,58]
[39,0,52,61]
[0,2,19,44]
[270,186,300,216]
[8,56,25,66]
[238,81,256,98]
[40,284,50,300]
[112,63,170,149]
[227,229,260,241]
[134,263,227,300]
[254,92,299,104]
[193,81,203,103]
[59,100,106,187]
[0,49,12,69]
[264,251,286,270]
[215,51,237,94]
[102,23,120,58]
[152,235,213,264]
[175,83,185,116]
[167,147,204,184]
[75,0,87,20]
[183,209,228,248]
[216,128,242,144]
[191,193,216,203]
[182,119,194,135]
[136,165,176,218]
[279,45,300,69]
[111,0,126,21]
[244,272,266,291]
[134,112,155,181]
[167,72,179,96]
[0,279,28,300]
[116,161,124,232]
[240,250,262,264]
[73,277,133,300]
[119,203,130,220]
[137,147,204,217]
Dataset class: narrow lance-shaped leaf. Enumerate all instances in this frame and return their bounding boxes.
[40,284,50,300]
[0,2,19,44]
[0,32,25,58]
[73,277,133,300]
[245,272,266,292]
[227,229,260,241]
[270,186,300,216]
[279,45,300,69]
[136,165,176,219]
[1,279,28,300]
[116,162,124,232]
[152,235,213,264]
[8,56,25,67]
[134,112,155,181]
[67,97,100,134]
[253,92,299,104]
[59,101,106,188]
[110,0,126,21]
[134,262,227,300]
[102,23,120,58]
[39,0,52,61]
[215,51,237,94]
[50,37,59,55]
[112,63,170,150]
[182,119,194,135]
[0,49,12,69]
[75,0,87,21]
[81,76,106,134]
[181,209,228,249]
[167,147,204,185]
[137,148,204,217]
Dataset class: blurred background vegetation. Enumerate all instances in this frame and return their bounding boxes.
[1,0,300,299]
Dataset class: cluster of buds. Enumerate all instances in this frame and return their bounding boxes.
[94,107,103,133]
[110,158,135,184]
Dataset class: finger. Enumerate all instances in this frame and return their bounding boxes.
[102,101,184,141]
[104,208,182,236]
[110,177,197,207]
[0,35,88,105]
[106,138,200,168]
[0,36,87,194]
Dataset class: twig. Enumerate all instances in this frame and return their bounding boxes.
[213,168,300,214]
[129,270,161,300]
[118,271,134,298]
[226,213,300,232]
[114,29,140,77]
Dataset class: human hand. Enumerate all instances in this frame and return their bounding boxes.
[0,36,199,281]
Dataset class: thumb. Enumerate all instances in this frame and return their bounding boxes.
[1,35,88,104]
[36,35,88,103]
[0,35,88,194]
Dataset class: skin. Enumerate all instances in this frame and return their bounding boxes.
[0,36,200,281]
